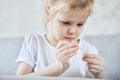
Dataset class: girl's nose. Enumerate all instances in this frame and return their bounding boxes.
[68,27,77,35]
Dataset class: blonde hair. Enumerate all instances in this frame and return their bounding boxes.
[44,0,94,30]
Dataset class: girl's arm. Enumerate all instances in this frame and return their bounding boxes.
[16,62,64,76]
[16,40,79,76]
[16,62,33,75]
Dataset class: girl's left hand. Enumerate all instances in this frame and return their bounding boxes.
[82,53,105,78]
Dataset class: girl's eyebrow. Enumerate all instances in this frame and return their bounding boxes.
[60,17,86,23]
[59,18,72,21]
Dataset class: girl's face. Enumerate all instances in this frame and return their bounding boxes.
[47,8,89,46]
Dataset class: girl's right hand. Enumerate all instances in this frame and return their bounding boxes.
[54,40,79,72]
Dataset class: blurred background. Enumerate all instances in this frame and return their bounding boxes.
[0,0,120,79]
[0,0,120,38]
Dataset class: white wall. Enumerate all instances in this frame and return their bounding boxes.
[82,0,120,36]
[0,0,120,38]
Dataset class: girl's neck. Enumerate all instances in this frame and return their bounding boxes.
[45,34,57,47]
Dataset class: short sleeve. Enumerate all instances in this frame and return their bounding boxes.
[16,34,37,68]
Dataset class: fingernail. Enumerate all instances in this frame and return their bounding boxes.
[83,54,87,58]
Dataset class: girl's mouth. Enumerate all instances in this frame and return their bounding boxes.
[64,37,74,41]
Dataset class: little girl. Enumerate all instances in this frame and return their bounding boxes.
[16,0,105,79]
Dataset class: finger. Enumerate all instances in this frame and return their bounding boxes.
[89,68,103,74]
[64,51,77,60]
[83,53,103,61]
[58,40,79,53]
[62,46,79,57]
[83,58,105,68]
[89,69,100,74]
[83,58,100,65]
[57,46,78,57]
[59,51,77,64]
[56,41,68,49]
[88,63,104,72]
[84,54,105,67]
[56,46,78,56]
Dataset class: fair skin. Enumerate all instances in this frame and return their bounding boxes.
[17,4,105,78]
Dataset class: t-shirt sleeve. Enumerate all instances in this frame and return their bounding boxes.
[16,34,37,68]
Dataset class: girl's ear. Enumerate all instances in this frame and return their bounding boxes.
[44,4,50,17]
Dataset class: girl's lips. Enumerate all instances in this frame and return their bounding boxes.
[64,37,74,41]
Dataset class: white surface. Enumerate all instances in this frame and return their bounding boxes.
[82,0,120,36]
[0,75,108,80]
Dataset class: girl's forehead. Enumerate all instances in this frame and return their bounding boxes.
[57,9,89,22]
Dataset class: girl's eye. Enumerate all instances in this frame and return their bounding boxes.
[77,23,83,27]
[62,21,71,25]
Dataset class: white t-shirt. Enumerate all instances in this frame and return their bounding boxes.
[16,33,98,78]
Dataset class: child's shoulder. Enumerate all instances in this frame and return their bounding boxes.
[25,33,44,39]
[24,33,45,43]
